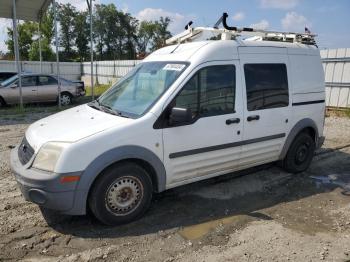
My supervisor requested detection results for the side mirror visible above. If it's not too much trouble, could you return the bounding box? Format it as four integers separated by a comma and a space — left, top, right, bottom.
10, 83, 17, 88
169, 107, 192, 126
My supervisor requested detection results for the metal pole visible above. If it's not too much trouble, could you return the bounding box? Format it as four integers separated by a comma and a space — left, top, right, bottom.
38, 22, 42, 73
53, 0, 61, 108
88, 0, 94, 100
12, 0, 23, 109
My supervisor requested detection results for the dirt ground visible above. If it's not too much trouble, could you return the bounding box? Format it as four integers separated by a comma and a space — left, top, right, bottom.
0, 112, 350, 262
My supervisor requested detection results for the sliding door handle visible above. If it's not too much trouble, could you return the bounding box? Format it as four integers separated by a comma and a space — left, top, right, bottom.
226, 118, 240, 125
247, 115, 260, 121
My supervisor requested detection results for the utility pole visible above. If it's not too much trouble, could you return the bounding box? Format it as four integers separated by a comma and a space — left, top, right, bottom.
87, 0, 94, 100
53, 0, 61, 108
38, 22, 42, 73
12, 0, 23, 109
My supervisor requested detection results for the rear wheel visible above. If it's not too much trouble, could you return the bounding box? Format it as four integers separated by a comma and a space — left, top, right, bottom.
88, 162, 153, 225
283, 132, 315, 173
60, 93, 72, 106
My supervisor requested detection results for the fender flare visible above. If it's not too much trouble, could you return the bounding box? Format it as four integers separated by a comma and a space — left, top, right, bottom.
70, 146, 166, 215
279, 118, 319, 160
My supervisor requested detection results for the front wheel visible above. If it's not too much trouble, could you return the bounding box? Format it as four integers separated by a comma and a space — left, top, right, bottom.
283, 132, 316, 173
88, 163, 153, 225
0, 97, 6, 108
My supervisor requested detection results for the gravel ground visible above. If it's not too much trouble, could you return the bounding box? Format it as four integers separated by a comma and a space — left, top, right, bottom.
0, 115, 350, 262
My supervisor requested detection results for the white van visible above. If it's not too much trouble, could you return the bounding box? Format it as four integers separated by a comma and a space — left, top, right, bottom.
11, 20, 325, 225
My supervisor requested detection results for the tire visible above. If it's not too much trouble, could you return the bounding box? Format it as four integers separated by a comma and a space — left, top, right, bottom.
0, 97, 6, 108
60, 93, 73, 106
283, 132, 316, 173
88, 162, 153, 225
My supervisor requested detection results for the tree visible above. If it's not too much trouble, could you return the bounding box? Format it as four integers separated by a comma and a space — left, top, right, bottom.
4, 2, 174, 61
74, 11, 90, 61
58, 3, 78, 60
137, 21, 157, 54
5, 22, 37, 60
93, 4, 109, 59
120, 12, 138, 59
28, 38, 55, 61
28, 8, 55, 61
151, 17, 172, 51
40, 7, 54, 43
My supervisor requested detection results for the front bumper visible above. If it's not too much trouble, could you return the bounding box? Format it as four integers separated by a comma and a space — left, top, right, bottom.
10, 146, 83, 214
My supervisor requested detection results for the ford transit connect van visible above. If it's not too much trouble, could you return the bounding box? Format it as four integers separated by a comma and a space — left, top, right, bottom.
11, 19, 325, 225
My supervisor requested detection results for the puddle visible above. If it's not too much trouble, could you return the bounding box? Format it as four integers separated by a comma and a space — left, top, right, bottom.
310, 174, 350, 194
179, 214, 249, 240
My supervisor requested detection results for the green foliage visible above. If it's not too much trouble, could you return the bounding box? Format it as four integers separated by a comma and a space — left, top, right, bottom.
74, 11, 90, 61
58, 3, 78, 60
28, 38, 55, 61
5, 6, 55, 61
6, 22, 37, 60
137, 21, 157, 54
4, 3, 173, 61
85, 84, 110, 97
151, 17, 172, 51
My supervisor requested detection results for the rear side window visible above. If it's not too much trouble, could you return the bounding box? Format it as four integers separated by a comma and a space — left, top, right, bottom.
244, 64, 289, 111
175, 65, 236, 119
38, 76, 58, 85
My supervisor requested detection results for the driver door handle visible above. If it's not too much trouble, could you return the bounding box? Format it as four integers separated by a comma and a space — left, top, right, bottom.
226, 118, 240, 125
247, 115, 260, 121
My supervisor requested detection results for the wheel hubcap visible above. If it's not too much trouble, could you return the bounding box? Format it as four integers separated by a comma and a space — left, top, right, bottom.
295, 143, 309, 164
61, 95, 70, 105
105, 176, 143, 216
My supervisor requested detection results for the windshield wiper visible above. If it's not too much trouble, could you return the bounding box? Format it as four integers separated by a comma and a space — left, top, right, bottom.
100, 104, 130, 118
88, 100, 102, 111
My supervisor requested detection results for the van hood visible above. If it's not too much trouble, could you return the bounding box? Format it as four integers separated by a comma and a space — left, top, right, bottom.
26, 104, 131, 151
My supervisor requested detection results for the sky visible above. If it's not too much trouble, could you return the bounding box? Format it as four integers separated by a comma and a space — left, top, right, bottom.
0, 0, 349, 53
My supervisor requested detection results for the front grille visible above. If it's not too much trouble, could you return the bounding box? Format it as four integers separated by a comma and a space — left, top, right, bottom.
18, 136, 35, 165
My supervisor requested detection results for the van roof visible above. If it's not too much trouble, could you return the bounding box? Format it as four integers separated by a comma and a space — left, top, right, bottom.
144, 40, 319, 63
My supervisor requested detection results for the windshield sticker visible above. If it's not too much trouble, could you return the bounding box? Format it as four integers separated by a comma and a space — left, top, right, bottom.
163, 64, 185, 71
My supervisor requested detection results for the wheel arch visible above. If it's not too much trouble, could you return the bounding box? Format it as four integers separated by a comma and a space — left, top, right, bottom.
279, 118, 319, 160
60, 91, 74, 98
71, 146, 166, 215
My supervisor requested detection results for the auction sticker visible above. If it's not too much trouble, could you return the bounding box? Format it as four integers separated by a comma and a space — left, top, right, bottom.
163, 64, 186, 71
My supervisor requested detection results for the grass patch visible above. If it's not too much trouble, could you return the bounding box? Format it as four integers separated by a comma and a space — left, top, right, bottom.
85, 84, 111, 97
0, 103, 73, 117
326, 107, 350, 118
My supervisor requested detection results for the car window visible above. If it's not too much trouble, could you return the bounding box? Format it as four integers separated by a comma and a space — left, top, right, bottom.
38, 76, 58, 85
244, 63, 289, 111
21, 76, 37, 87
174, 65, 236, 119
0, 74, 17, 87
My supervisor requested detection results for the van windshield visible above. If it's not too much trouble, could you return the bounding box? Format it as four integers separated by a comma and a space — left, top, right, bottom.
97, 61, 188, 117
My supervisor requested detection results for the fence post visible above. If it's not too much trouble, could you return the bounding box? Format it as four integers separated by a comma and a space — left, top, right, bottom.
95, 62, 99, 85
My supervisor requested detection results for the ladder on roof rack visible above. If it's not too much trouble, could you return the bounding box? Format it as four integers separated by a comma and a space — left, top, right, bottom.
166, 12, 317, 46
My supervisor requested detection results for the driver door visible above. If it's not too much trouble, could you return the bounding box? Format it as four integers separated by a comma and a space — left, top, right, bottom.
161, 61, 244, 186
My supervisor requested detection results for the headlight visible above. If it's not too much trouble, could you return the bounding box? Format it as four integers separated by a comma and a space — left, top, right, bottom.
32, 142, 70, 172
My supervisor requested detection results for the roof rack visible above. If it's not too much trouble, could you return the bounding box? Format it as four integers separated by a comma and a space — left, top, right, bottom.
166, 12, 317, 46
